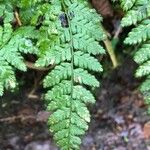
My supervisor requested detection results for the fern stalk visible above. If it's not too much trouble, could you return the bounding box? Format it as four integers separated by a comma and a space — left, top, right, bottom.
104, 37, 118, 68
62, 1, 75, 148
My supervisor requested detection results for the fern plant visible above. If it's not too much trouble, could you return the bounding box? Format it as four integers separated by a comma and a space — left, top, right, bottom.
0, 0, 106, 149
120, 0, 150, 112
34, 1, 105, 149
0, 1, 38, 96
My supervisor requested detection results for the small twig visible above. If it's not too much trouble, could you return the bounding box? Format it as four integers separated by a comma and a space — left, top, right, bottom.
14, 11, 22, 26
103, 38, 119, 68
103, 29, 119, 68
0, 111, 51, 124
0, 115, 36, 123
27, 93, 39, 99
27, 72, 44, 99
25, 61, 54, 71
113, 26, 122, 39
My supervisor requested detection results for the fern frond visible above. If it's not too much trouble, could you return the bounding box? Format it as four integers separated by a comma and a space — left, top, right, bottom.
0, 3, 14, 23
0, 58, 16, 95
136, 61, 150, 77
120, 0, 136, 11
48, 105, 90, 149
140, 76, 150, 92
0, 1, 38, 95
34, 0, 105, 149
124, 19, 150, 44
121, 0, 150, 26
0, 26, 38, 71
0, 82, 4, 96
134, 43, 150, 64
140, 76, 150, 114
17, 0, 42, 8
121, 0, 150, 112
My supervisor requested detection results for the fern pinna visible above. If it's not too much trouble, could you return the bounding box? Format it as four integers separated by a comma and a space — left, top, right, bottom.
34, 1, 105, 149
120, 0, 150, 112
0, 0, 105, 149
0, 1, 38, 95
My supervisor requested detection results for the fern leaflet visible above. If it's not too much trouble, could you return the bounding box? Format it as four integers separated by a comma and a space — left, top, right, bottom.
120, 0, 150, 113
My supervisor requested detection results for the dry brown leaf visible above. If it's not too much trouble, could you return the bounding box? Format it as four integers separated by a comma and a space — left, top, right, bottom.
91, 0, 114, 17
143, 121, 150, 139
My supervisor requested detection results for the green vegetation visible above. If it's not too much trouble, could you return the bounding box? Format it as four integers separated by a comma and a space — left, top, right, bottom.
120, 0, 150, 113
1, 0, 150, 149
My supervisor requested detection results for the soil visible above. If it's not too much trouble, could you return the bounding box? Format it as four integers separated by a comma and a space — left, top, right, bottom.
0, 57, 150, 150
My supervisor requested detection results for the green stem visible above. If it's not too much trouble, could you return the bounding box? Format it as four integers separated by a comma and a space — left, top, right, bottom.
103, 38, 118, 68
103, 30, 119, 68
62, 1, 74, 149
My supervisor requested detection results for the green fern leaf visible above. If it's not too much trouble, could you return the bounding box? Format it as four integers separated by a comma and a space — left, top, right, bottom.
44, 63, 99, 88
121, 0, 150, 112
121, 4, 150, 26
124, 19, 150, 44
136, 61, 150, 77
0, 58, 17, 92
45, 80, 95, 104
120, 0, 136, 11
74, 68, 99, 87
140, 76, 150, 92
140, 76, 150, 112
134, 43, 150, 64
34, 0, 105, 149
121, 0, 150, 26
74, 51, 103, 72
0, 1, 38, 95
0, 26, 38, 71
43, 63, 72, 87
0, 82, 4, 96
35, 44, 72, 67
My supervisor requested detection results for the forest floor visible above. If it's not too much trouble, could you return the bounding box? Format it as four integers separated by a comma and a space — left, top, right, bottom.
0, 57, 150, 150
